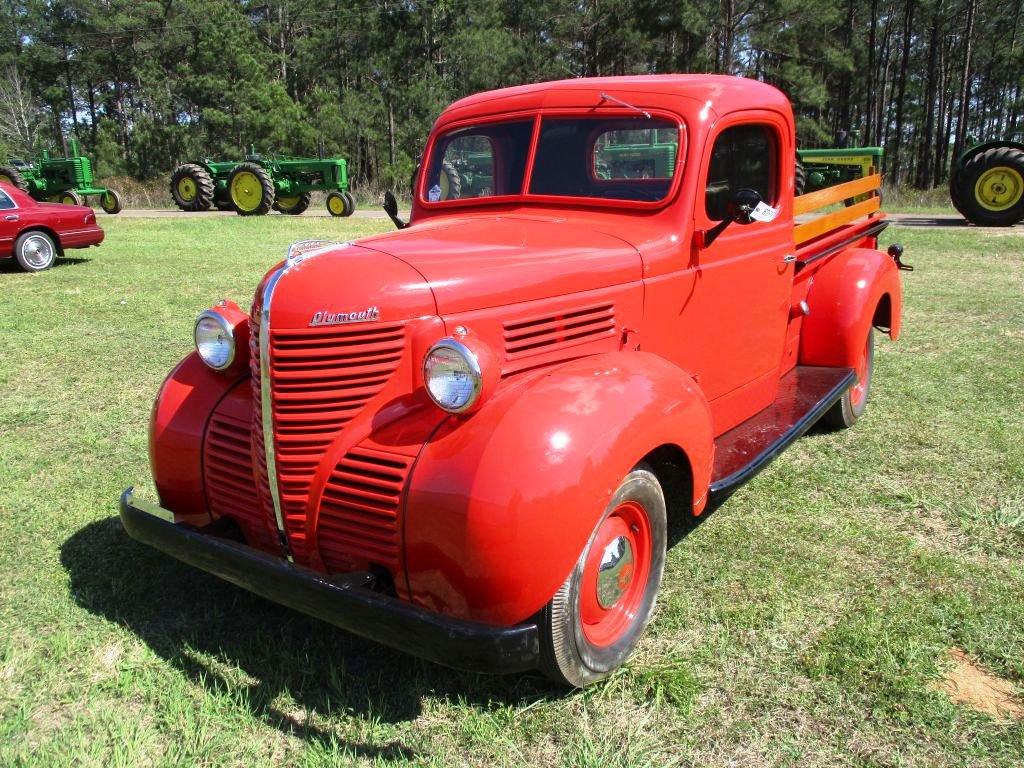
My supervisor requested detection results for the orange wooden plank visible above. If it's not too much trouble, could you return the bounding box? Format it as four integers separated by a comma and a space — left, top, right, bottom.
793, 173, 882, 215
794, 195, 882, 245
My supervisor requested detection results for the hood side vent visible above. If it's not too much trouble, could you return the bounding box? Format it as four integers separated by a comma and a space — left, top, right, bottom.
502, 303, 616, 372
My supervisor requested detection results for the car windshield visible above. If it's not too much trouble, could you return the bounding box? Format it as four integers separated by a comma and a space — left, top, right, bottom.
422, 115, 681, 205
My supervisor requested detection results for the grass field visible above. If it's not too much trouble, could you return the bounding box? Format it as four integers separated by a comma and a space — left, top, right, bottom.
1, 216, 1022, 767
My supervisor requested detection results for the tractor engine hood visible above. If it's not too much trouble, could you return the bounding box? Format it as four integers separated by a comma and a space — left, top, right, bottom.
354, 215, 644, 314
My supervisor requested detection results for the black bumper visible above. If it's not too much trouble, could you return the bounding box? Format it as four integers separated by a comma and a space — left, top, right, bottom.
119, 489, 539, 674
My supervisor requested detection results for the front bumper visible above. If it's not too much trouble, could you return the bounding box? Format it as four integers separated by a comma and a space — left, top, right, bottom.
119, 488, 540, 674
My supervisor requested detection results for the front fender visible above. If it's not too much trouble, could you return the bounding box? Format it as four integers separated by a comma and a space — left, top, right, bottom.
150, 351, 247, 524
800, 247, 903, 369
403, 352, 714, 626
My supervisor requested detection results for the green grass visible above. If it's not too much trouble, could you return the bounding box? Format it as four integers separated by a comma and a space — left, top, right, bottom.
1, 216, 1022, 766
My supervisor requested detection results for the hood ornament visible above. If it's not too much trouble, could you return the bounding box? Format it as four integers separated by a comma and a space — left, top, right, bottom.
310, 306, 380, 327
285, 239, 348, 267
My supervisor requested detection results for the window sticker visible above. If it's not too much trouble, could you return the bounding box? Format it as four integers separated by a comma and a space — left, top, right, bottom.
749, 201, 779, 222
428, 184, 442, 202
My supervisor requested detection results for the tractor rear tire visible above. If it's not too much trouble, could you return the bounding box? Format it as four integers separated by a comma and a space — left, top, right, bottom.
170, 163, 215, 212
228, 162, 274, 216
435, 161, 461, 201
954, 147, 1024, 226
60, 190, 84, 206
100, 189, 123, 215
794, 160, 806, 197
273, 192, 312, 215
0, 166, 28, 192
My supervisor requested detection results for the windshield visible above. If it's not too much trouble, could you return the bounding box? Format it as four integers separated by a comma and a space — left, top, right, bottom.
422, 115, 681, 205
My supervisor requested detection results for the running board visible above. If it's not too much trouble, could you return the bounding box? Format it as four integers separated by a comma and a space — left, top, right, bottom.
707, 365, 856, 507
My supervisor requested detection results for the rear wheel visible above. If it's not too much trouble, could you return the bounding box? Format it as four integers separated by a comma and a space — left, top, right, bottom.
228, 162, 274, 216
273, 192, 311, 215
794, 160, 806, 197
14, 230, 58, 272
538, 464, 667, 687
170, 163, 215, 211
60, 190, 83, 206
955, 147, 1024, 226
821, 329, 875, 430
0, 166, 28, 191
99, 189, 123, 214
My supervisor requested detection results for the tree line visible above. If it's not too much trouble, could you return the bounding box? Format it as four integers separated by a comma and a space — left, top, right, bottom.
0, 0, 1020, 192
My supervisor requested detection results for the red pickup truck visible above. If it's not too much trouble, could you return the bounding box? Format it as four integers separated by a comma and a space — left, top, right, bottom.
120, 75, 906, 687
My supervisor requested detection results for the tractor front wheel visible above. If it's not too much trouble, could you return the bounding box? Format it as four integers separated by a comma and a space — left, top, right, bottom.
228, 162, 274, 216
326, 191, 353, 217
954, 147, 1024, 226
0, 166, 28, 192
342, 191, 356, 216
273, 192, 311, 215
100, 189, 123, 215
60, 190, 84, 206
170, 163, 215, 212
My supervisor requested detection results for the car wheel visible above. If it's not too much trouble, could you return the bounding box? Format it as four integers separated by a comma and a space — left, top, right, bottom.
538, 463, 667, 687
14, 230, 58, 272
821, 328, 875, 430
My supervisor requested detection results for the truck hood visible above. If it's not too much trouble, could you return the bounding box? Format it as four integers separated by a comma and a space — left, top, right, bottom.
355, 215, 643, 314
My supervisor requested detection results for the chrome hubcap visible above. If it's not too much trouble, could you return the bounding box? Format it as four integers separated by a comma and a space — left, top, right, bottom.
23, 235, 53, 268
596, 535, 634, 609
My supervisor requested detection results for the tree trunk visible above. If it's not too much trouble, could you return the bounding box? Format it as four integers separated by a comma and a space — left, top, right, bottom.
953, 0, 978, 160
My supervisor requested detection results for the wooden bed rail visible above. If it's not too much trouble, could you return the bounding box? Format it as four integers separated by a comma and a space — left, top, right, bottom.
793, 173, 882, 245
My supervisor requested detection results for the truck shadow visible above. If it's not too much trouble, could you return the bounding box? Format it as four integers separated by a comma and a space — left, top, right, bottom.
60, 517, 564, 753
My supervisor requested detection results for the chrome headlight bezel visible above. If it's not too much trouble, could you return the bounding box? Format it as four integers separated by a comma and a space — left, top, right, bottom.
194, 309, 236, 371
423, 337, 484, 414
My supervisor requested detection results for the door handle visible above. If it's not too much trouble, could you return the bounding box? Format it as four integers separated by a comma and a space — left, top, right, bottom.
4, 215, 18, 221
782, 254, 796, 264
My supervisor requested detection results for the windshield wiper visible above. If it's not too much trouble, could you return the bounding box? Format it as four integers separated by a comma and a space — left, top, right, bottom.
599, 92, 651, 119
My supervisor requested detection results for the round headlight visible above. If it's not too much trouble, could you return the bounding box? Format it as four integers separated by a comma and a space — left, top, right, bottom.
195, 310, 235, 370
424, 339, 482, 413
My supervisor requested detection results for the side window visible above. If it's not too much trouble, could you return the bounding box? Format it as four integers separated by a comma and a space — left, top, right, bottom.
704, 124, 777, 221
0, 190, 14, 210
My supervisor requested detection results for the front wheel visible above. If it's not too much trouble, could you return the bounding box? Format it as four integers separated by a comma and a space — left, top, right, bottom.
538, 464, 667, 687
821, 328, 875, 430
60, 190, 83, 206
100, 188, 123, 214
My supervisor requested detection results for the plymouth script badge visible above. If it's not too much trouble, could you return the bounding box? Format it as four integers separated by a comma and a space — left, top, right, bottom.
309, 306, 380, 327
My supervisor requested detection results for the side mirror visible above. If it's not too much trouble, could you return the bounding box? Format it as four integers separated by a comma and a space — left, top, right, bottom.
382, 190, 407, 230
727, 188, 762, 225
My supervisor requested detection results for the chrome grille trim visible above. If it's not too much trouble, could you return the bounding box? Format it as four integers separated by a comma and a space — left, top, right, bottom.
259, 266, 292, 561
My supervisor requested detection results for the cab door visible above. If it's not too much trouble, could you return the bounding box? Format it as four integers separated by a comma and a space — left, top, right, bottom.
683, 112, 795, 432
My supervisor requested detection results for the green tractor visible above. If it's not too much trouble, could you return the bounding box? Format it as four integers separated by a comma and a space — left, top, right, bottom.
949, 140, 1024, 226
0, 139, 123, 213
595, 139, 678, 180
795, 146, 884, 197
170, 148, 356, 216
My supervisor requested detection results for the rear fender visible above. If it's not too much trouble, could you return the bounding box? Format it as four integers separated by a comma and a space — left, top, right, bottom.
800, 247, 902, 369
404, 352, 713, 626
150, 352, 247, 525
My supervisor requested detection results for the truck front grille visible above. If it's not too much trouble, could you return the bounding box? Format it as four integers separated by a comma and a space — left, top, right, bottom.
317, 447, 412, 572
250, 316, 406, 567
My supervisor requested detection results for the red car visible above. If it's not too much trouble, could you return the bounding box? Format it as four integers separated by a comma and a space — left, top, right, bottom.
120, 75, 907, 686
0, 183, 104, 271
